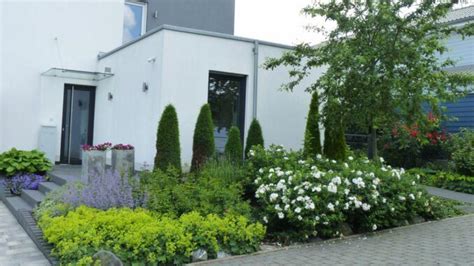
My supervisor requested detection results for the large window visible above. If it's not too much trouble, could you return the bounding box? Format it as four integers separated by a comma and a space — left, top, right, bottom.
208, 72, 247, 153
123, 1, 147, 43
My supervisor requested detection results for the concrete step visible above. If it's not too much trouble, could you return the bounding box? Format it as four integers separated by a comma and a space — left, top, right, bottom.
21, 189, 45, 208
38, 181, 61, 194
50, 172, 72, 186
3, 195, 33, 212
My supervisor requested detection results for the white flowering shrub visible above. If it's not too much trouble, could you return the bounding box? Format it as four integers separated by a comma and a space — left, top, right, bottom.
248, 145, 450, 241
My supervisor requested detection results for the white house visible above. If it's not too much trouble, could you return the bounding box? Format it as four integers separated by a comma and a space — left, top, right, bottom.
0, 0, 322, 169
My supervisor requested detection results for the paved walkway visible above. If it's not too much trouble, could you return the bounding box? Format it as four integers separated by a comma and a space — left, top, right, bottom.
424, 185, 474, 204
201, 214, 474, 265
0, 202, 49, 266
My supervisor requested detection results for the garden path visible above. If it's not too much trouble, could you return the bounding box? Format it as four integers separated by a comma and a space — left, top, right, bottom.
0, 202, 50, 266
199, 214, 474, 265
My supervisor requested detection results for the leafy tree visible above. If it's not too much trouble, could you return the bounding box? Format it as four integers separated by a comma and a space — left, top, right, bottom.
304, 92, 322, 158
265, 0, 474, 158
154, 104, 181, 172
225, 126, 243, 163
245, 119, 264, 158
191, 104, 215, 171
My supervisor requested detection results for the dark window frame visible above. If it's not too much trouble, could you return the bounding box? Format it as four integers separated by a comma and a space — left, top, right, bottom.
208, 71, 247, 150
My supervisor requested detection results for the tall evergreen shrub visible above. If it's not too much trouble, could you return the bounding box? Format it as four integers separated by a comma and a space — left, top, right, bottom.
225, 126, 243, 163
323, 118, 347, 161
191, 104, 215, 171
245, 119, 264, 158
303, 92, 322, 158
154, 104, 181, 171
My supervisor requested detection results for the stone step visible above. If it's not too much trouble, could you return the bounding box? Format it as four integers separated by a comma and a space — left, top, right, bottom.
38, 181, 61, 194
3, 195, 33, 212
49, 172, 77, 186
21, 189, 45, 208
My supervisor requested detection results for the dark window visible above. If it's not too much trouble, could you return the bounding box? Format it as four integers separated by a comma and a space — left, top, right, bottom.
208, 72, 246, 153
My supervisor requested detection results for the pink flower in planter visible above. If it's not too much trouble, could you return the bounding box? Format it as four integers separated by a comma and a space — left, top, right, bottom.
112, 144, 134, 150
82, 142, 112, 151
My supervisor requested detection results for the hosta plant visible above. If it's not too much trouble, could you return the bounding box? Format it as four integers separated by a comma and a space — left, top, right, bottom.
0, 148, 52, 176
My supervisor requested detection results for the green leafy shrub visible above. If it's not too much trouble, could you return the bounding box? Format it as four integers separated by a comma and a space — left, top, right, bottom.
247, 145, 459, 242
225, 126, 243, 163
245, 119, 264, 158
191, 104, 215, 171
141, 162, 251, 217
39, 206, 265, 264
154, 104, 181, 172
449, 128, 474, 176
410, 168, 474, 194
323, 119, 347, 161
0, 148, 52, 176
304, 92, 322, 158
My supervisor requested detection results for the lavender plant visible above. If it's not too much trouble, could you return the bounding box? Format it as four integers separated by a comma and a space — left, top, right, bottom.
63, 170, 145, 210
2, 174, 45, 195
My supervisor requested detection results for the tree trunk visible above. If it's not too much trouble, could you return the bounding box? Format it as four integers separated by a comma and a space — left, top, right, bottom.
367, 125, 378, 159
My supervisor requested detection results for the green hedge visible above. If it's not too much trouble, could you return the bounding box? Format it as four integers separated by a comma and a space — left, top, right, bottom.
155, 104, 181, 172
245, 119, 264, 158
225, 126, 243, 163
191, 104, 215, 171
304, 92, 322, 158
39, 206, 265, 265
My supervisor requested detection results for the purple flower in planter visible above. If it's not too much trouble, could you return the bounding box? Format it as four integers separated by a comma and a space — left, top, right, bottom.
3, 174, 45, 195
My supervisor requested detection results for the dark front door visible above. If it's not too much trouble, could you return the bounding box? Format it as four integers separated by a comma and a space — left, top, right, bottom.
60, 84, 96, 164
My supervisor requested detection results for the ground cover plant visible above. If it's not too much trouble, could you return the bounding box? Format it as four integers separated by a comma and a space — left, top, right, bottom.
410, 168, 474, 195
2, 173, 45, 195
38, 206, 265, 265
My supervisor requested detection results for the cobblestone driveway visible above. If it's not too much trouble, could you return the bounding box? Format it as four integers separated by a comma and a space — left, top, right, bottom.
202, 214, 474, 265
0, 202, 49, 266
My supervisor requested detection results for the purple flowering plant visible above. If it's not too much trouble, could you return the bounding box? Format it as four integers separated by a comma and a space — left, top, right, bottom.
62, 170, 146, 210
112, 144, 134, 150
2, 174, 45, 195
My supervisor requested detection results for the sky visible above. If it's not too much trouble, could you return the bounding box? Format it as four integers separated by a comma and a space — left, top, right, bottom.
234, 0, 328, 46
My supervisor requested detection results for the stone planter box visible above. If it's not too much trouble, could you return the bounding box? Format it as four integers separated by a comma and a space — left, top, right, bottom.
82, 150, 107, 183
112, 149, 135, 176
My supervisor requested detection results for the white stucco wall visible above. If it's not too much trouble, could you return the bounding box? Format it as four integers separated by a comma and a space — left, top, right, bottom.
96, 29, 323, 167
96, 32, 164, 169
159, 30, 324, 165
0, 0, 124, 158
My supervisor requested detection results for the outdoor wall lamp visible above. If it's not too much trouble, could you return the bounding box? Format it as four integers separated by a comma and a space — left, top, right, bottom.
108, 92, 113, 101
142, 82, 149, 92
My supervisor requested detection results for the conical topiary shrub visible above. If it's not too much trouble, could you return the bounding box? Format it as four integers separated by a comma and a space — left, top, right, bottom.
154, 104, 181, 172
245, 119, 264, 158
225, 126, 243, 163
191, 104, 215, 171
323, 118, 347, 161
304, 92, 322, 158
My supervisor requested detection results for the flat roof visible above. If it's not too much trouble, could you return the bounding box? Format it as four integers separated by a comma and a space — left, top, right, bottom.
98, 24, 296, 60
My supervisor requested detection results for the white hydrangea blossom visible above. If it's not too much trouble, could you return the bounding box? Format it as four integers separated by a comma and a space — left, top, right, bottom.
269, 193, 279, 202
327, 202, 335, 212
327, 182, 338, 193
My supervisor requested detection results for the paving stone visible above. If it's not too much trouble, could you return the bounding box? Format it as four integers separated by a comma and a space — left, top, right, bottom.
0, 202, 50, 265
199, 214, 474, 265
